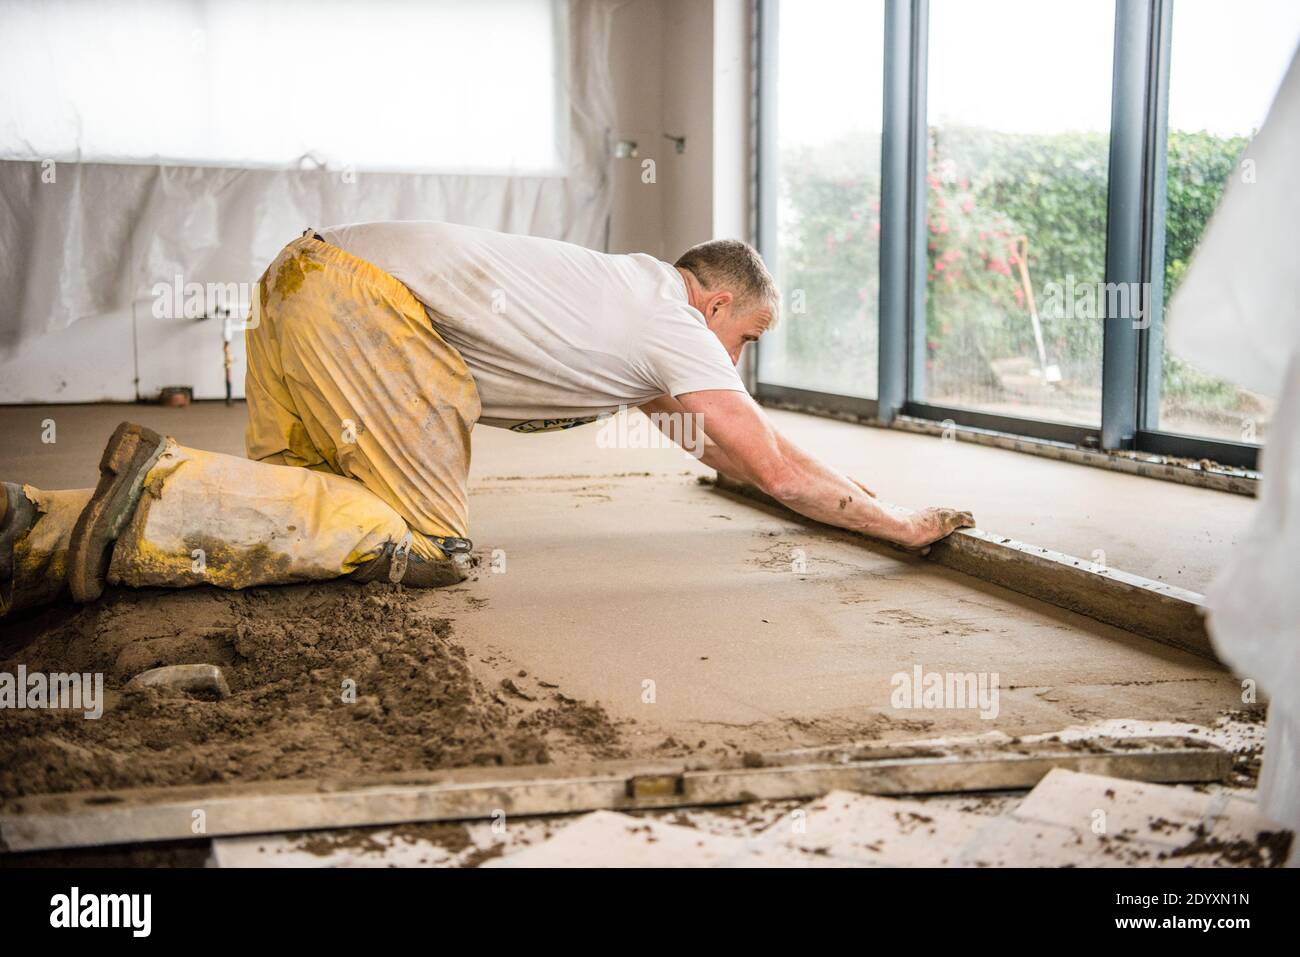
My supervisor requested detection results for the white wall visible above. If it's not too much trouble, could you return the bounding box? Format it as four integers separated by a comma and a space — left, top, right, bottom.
0, 306, 138, 403
0, 299, 247, 404
607, 0, 667, 256
712, 0, 751, 243
608, 0, 750, 259
660, 0, 716, 257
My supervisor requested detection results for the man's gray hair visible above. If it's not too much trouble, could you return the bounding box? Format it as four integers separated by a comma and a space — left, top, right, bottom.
674, 239, 781, 328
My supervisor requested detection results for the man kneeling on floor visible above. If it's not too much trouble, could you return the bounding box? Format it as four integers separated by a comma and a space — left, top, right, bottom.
1, 223, 974, 616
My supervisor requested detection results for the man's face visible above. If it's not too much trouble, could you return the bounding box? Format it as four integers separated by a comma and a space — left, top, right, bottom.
699, 292, 774, 365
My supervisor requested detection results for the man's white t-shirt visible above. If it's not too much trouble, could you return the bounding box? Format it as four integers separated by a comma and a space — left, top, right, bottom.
319, 221, 747, 431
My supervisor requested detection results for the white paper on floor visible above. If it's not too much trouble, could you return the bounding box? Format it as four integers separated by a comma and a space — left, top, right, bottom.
481, 810, 826, 868
209, 818, 557, 868
960, 769, 1289, 868
482, 792, 1002, 867
483, 771, 1290, 868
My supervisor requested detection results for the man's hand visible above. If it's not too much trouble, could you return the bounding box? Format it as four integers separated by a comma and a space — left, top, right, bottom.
667, 389, 974, 549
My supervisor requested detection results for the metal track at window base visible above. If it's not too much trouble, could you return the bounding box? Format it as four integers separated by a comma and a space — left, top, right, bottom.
894, 417, 1258, 495
754, 383, 879, 421
904, 401, 1101, 448
758, 386, 1260, 477
0, 736, 1229, 853
1134, 429, 1259, 472
753, 387, 1258, 497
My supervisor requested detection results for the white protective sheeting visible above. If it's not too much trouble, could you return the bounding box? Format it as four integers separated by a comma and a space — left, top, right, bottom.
1165, 46, 1300, 853
0, 0, 569, 174
0, 0, 615, 355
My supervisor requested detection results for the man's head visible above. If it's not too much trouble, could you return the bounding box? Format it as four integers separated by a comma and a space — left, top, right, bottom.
674, 240, 780, 365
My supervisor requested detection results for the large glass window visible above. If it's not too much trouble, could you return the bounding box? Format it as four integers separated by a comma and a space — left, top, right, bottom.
921, 0, 1115, 425
1155, 0, 1300, 444
757, 0, 885, 399
755, 0, 1288, 468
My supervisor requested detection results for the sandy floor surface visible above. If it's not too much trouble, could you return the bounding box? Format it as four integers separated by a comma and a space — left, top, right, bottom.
0, 403, 1251, 803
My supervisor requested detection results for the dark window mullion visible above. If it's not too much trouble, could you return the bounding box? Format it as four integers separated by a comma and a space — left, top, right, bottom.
1101, 0, 1157, 451
905, 0, 929, 408
751, 0, 779, 394
1137, 0, 1173, 431
878, 0, 917, 423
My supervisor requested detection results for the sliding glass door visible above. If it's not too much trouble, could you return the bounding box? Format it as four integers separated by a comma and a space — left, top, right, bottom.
921, 0, 1114, 427
1149, 0, 1300, 445
756, 0, 886, 401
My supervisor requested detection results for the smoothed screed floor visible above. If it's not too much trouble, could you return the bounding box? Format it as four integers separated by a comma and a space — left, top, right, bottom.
0, 402, 1246, 791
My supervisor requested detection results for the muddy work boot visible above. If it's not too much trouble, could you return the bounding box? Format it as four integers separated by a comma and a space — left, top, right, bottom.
0, 482, 36, 584
1, 482, 39, 615
68, 421, 168, 604
349, 534, 473, 588
1, 481, 93, 617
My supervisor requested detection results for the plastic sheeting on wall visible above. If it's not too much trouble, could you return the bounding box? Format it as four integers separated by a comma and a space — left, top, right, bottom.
0, 0, 569, 174
0, 0, 616, 356
1166, 46, 1300, 852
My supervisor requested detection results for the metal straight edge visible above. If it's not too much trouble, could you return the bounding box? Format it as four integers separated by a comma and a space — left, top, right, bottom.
709, 472, 1218, 663
0, 738, 1228, 853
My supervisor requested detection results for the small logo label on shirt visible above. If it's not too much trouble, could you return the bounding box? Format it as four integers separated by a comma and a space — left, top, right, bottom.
509, 417, 599, 434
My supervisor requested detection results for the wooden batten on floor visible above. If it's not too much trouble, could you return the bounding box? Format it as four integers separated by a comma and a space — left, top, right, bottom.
0, 737, 1229, 853
709, 473, 1218, 663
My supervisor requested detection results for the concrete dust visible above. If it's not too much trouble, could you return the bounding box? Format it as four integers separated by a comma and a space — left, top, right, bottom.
0, 582, 623, 799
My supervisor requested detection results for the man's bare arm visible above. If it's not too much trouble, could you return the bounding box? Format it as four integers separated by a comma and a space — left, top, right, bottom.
668, 389, 973, 549
642, 394, 880, 501
638, 395, 755, 483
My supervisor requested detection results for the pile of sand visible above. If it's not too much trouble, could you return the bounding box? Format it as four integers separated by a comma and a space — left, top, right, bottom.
0, 582, 622, 798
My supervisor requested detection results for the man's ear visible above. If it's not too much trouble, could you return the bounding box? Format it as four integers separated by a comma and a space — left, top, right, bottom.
707, 289, 733, 317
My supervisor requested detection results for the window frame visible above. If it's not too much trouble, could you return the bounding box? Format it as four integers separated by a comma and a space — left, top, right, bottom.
753, 0, 1262, 472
